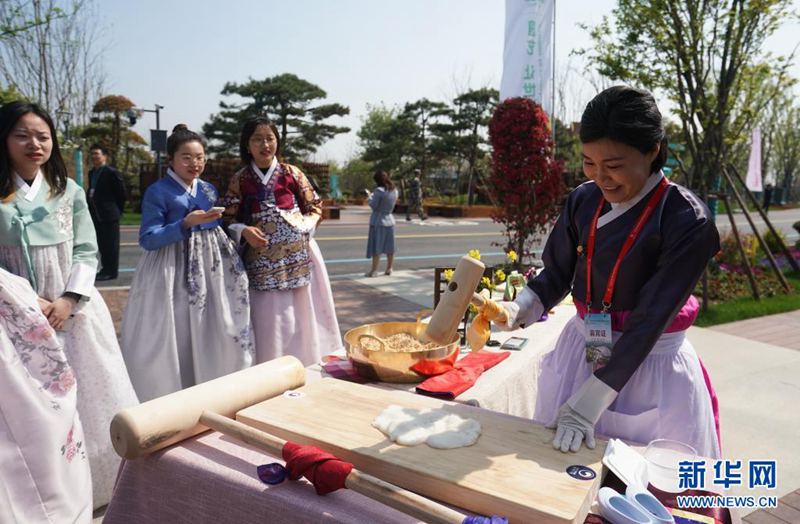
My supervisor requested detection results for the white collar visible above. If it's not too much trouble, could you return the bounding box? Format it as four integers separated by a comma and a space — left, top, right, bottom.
251, 157, 278, 186
598, 171, 666, 229
14, 170, 44, 201
167, 168, 198, 197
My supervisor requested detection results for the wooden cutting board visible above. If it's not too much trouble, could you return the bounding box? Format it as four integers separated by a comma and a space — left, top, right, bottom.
237, 379, 606, 523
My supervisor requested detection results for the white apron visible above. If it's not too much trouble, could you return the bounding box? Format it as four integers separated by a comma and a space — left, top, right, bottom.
534, 315, 720, 459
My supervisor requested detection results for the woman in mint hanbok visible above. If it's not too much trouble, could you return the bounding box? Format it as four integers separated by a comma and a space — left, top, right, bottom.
0, 101, 139, 508
121, 125, 252, 402
0, 268, 92, 523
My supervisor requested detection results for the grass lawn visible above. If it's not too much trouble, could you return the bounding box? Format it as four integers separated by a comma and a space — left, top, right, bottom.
695, 271, 800, 326
120, 210, 141, 226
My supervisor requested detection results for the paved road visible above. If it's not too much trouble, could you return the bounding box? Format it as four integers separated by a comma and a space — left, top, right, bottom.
107, 207, 512, 288
98, 205, 800, 289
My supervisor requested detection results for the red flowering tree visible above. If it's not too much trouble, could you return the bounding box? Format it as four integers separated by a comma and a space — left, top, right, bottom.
488, 97, 564, 264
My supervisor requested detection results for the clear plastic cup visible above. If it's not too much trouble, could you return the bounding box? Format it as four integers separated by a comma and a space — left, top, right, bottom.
643, 439, 698, 493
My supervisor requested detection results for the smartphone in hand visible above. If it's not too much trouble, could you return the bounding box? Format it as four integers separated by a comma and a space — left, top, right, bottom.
209, 206, 225, 213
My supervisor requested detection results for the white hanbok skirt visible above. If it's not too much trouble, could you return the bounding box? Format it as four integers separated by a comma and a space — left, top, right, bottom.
0, 269, 93, 523
251, 238, 343, 365
534, 315, 720, 459
0, 243, 140, 508
121, 228, 253, 402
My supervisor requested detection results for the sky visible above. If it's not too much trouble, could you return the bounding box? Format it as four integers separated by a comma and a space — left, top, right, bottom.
99, 0, 800, 164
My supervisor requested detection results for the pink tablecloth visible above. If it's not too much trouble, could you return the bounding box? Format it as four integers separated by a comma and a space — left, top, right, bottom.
103, 431, 421, 524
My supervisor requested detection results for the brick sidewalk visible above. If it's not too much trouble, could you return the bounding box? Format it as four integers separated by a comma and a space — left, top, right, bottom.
742, 489, 800, 523
709, 310, 800, 351
99, 280, 425, 340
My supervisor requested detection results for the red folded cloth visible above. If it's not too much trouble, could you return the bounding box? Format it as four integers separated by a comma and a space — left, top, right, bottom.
416, 350, 510, 399
409, 347, 459, 376
282, 441, 354, 495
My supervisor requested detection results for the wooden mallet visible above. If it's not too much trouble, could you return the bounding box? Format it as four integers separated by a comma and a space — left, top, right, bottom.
110, 356, 479, 524
425, 256, 508, 350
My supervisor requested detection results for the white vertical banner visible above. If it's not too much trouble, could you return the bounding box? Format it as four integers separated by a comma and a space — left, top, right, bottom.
745, 127, 763, 192
500, 0, 555, 116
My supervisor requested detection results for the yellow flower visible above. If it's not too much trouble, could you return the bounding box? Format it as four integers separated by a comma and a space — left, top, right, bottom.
468, 249, 481, 261
506, 250, 518, 263
495, 269, 506, 282
468, 303, 478, 315
443, 269, 454, 282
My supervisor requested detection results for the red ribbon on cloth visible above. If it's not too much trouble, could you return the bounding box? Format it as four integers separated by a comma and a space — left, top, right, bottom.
282, 441, 354, 495
415, 350, 510, 399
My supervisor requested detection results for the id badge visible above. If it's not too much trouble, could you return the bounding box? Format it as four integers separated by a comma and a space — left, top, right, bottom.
585, 312, 613, 371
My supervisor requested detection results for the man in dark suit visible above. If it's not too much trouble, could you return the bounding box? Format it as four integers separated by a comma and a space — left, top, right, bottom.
87, 144, 127, 281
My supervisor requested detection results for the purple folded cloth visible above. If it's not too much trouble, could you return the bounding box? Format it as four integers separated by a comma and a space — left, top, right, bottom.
321, 355, 371, 383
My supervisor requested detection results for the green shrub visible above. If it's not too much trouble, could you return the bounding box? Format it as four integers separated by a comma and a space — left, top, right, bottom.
762, 228, 788, 256
715, 232, 759, 268
696, 269, 785, 302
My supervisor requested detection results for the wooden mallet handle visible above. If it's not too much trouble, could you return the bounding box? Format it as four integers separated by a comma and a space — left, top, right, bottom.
200, 411, 467, 524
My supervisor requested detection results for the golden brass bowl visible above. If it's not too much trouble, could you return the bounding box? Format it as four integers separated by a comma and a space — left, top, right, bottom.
343, 321, 460, 383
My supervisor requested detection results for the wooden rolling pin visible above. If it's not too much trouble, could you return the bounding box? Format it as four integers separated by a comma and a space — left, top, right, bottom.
110, 356, 474, 524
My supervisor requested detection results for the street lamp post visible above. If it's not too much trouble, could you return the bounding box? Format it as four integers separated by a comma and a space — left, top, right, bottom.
56, 110, 84, 188
127, 104, 166, 177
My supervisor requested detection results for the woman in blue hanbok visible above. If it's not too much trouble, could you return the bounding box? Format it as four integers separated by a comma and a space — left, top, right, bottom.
0, 101, 139, 508
121, 125, 252, 403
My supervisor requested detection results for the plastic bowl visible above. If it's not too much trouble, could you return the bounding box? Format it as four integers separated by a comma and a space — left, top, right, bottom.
643, 439, 697, 493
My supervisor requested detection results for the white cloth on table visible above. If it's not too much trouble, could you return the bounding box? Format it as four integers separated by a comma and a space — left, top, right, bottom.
0, 242, 140, 508
0, 269, 92, 523
251, 238, 343, 365
121, 228, 253, 402
533, 314, 720, 459
306, 304, 576, 420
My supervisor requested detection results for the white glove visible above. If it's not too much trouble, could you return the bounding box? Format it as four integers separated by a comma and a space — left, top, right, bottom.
550, 404, 596, 452
496, 287, 545, 331
549, 374, 617, 453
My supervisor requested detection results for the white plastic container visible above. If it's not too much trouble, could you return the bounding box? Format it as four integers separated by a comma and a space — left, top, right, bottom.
643, 439, 698, 493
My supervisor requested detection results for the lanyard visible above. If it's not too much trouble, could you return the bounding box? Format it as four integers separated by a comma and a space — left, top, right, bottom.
585, 177, 669, 311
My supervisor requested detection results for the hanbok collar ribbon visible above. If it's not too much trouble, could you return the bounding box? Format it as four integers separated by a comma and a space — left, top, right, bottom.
10, 204, 49, 292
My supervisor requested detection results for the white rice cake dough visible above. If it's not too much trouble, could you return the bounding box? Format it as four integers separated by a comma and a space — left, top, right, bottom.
372, 404, 481, 449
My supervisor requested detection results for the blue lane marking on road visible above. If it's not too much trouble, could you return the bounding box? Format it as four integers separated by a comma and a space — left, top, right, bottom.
322, 252, 508, 264
117, 251, 532, 273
